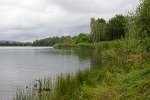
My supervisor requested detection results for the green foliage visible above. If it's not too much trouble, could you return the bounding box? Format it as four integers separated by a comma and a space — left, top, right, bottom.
79, 82, 93, 99
32, 36, 72, 46
32, 33, 92, 47
0, 41, 32, 46
90, 17, 106, 42
74, 33, 91, 44
125, 0, 150, 52
105, 14, 126, 40
90, 14, 126, 42
137, 0, 150, 36
101, 48, 119, 60
118, 38, 143, 56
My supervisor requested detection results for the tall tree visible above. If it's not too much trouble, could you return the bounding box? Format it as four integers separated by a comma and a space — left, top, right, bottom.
106, 14, 126, 40
131, 0, 150, 51
74, 33, 90, 44
90, 18, 106, 42
137, 0, 150, 36
90, 17, 97, 43
97, 18, 106, 42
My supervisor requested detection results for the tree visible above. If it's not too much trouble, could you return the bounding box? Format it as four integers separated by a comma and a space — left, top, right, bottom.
127, 0, 150, 51
103, 23, 112, 40
90, 17, 97, 42
60, 36, 72, 43
74, 33, 90, 44
105, 14, 126, 40
90, 18, 106, 42
97, 18, 106, 42
138, 0, 150, 36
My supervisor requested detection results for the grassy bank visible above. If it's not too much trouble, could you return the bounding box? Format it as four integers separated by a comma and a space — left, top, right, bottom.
15, 58, 150, 100
14, 39, 150, 100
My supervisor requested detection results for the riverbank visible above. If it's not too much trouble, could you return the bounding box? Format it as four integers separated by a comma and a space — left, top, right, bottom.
14, 40, 150, 100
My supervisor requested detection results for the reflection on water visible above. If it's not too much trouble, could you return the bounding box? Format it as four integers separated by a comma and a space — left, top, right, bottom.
0, 47, 102, 99
74, 50, 103, 69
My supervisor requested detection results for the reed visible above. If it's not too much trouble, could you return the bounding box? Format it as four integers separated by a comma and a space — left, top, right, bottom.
53, 43, 95, 50
53, 40, 120, 51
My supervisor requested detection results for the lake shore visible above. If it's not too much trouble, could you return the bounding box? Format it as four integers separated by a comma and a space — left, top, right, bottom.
14, 40, 150, 100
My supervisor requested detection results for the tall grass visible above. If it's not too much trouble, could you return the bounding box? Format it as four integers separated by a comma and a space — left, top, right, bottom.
14, 69, 101, 100
14, 55, 150, 100
15, 39, 150, 99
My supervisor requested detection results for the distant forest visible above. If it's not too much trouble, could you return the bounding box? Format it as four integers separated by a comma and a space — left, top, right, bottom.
0, 14, 126, 46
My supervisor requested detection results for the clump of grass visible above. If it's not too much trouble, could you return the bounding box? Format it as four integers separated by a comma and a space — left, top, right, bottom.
51, 69, 100, 100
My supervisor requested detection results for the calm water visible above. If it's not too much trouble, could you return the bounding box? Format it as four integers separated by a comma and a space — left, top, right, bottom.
0, 47, 94, 99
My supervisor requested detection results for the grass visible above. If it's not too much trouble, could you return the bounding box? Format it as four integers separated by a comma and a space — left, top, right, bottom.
14, 39, 150, 100
14, 58, 150, 100
117, 67, 150, 100
14, 71, 148, 100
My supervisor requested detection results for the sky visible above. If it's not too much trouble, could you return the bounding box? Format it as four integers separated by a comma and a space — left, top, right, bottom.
0, 0, 140, 42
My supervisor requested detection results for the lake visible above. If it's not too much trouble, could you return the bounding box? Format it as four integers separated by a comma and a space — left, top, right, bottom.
0, 47, 96, 99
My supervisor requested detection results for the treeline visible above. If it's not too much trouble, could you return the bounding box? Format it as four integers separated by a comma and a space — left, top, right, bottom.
31, 14, 127, 46
0, 14, 127, 46
0, 36, 72, 46
0, 41, 32, 46
32, 36, 72, 46
90, 14, 126, 42
32, 14, 126, 46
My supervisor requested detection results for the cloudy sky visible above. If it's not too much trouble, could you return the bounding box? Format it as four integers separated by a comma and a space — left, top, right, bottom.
0, 0, 139, 42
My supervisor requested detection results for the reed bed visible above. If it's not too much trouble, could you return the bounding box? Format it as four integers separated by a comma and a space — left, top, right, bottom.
53, 40, 120, 51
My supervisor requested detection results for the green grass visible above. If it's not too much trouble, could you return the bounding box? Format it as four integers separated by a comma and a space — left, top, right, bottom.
14, 39, 150, 100
117, 67, 150, 100
14, 58, 150, 100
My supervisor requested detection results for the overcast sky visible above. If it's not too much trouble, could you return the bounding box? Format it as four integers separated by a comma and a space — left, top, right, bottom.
0, 0, 139, 42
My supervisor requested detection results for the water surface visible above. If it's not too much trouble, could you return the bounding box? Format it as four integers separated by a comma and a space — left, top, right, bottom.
0, 47, 92, 99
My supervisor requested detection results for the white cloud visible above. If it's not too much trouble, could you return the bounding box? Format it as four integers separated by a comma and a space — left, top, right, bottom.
0, 0, 140, 42
63, 33, 70, 36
